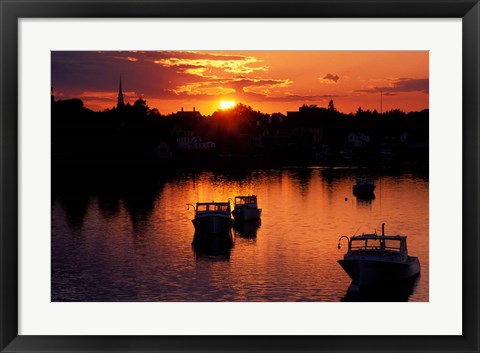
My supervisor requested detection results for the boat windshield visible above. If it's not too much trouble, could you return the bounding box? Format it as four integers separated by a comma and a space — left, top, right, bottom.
197, 203, 230, 213
197, 204, 208, 212
235, 197, 256, 205
350, 238, 403, 252
215, 204, 230, 212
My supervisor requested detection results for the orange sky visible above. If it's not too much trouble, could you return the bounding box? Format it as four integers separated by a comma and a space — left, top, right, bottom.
52, 51, 429, 115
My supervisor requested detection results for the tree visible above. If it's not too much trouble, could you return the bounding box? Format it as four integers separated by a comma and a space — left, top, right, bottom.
133, 98, 149, 115
327, 100, 337, 113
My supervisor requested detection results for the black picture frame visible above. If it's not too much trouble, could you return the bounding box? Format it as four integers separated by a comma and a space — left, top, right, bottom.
1, 1, 478, 352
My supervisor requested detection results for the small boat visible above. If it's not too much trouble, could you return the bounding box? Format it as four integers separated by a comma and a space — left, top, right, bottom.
189, 201, 234, 234
353, 178, 375, 199
232, 195, 262, 221
337, 223, 420, 287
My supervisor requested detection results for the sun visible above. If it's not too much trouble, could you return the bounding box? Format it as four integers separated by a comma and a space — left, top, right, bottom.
219, 100, 236, 110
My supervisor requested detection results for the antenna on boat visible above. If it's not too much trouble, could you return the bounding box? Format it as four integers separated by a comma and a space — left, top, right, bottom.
382, 223, 385, 236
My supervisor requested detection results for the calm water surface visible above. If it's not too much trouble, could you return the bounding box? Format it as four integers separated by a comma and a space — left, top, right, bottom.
52, 167, 429, 301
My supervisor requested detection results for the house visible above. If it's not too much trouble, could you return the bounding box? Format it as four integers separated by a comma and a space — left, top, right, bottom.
176, 107, 202, 119
175, 132, 216, 151
348, 132, 370, 148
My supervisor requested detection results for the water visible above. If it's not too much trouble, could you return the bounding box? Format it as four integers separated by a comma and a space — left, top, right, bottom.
51, 167, 429, 302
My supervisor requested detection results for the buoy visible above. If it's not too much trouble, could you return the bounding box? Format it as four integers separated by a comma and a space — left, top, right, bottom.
345, 197, 348, 202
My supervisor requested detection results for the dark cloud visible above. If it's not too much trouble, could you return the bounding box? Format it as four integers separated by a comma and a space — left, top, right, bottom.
355, 78, 428, 94
51, 51, 270, 101
321, 73, 340, 83
100, 51, 253, 63
78, 95, 116, 103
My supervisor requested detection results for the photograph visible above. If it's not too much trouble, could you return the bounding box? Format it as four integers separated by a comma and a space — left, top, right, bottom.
51, 50, 429, 302
2, 0, 478, 350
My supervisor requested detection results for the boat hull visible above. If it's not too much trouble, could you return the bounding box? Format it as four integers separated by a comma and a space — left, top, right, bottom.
192, 215, 234, 234
232, 205, 262, 221
338, 256, 420, 286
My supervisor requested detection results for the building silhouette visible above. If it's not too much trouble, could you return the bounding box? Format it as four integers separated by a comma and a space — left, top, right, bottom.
117, 76, 124, 109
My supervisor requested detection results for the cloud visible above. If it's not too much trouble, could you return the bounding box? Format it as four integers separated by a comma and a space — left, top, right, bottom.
51, 51, 346, 110
320, 73, 340, 84
153, 52, 269, 78
169, 82, 236, 96
78, 91, 138, 103
112, 56, 138, 62
170, 77, 293, 97
246, 94, 343, 103
355, 78, 429, 94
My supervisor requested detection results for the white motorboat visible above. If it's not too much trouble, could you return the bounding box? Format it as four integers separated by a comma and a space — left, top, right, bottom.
232, 195, 262, 221
337, 223, 420, 286
189, 201, 234, 234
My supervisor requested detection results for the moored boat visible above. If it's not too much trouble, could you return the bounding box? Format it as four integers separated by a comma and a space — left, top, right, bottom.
337, 223, 420, 287
189, 201, 234, 234
232, 195, 262, 221
352, 178, 375, 199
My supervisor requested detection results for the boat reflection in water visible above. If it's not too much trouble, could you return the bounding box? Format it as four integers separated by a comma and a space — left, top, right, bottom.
341, 274, 420, 302
356, 197, 373, 207
191, 230, 234, 260
233, 219, 262, 239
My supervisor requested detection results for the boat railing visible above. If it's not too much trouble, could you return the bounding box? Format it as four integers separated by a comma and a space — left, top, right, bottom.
188, 202, 232, 216
350, 238, 402, 252
195, 203, 231, 215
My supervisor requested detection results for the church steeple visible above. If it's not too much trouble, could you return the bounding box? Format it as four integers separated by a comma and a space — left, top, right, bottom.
117, 75, 124, 109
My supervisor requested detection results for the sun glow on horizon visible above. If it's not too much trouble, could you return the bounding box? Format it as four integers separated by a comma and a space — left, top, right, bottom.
219, 100, 236, 110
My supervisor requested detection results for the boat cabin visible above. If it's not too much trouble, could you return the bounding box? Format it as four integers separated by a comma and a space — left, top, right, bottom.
355, 177, 374, 185
234, 195, 258, 207
195, 202, 231, 217
345, 235, 408, 256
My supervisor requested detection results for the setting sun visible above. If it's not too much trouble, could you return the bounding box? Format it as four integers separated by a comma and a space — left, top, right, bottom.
219, 100, 236, 110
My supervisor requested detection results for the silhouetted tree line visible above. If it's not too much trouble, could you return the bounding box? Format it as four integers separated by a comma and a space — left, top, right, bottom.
52, 97, 428, 171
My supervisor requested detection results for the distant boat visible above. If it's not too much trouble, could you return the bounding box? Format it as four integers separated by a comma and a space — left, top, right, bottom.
337, 223, 420, 287
232, 195, 262, 221
352, 178, 375, 199
189, 201, 234, 234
